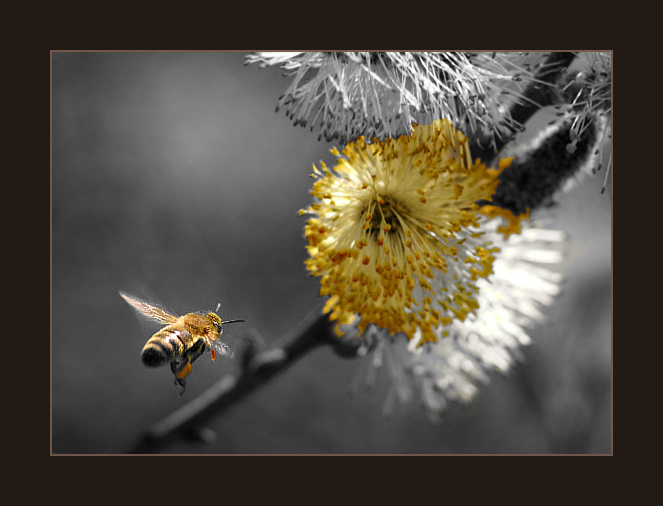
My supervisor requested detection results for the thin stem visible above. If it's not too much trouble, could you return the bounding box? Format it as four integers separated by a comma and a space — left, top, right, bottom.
124, 306, 342, 454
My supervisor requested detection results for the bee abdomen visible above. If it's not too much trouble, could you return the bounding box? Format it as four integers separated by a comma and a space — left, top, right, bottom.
141, 328, 188, 367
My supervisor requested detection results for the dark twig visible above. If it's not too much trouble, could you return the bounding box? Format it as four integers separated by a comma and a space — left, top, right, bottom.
470, 52, 578, 165
125, 306, 343, 454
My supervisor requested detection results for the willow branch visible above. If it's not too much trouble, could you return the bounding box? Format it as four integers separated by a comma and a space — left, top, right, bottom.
469, 51, 578, 164
124, 306, 357, 454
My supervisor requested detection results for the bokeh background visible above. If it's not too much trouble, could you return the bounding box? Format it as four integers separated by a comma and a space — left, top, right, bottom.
52, 52, 611, 454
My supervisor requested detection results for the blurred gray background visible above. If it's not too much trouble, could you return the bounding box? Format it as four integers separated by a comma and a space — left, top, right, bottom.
52, 52, 611, 454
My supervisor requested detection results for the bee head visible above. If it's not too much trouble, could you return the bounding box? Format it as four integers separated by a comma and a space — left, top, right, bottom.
207, 312, 223, 333
206, 312, 245, 333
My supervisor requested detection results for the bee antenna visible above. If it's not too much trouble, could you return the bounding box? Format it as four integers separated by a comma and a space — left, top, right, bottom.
221, 319, 245, 325
215, 302, 221, 313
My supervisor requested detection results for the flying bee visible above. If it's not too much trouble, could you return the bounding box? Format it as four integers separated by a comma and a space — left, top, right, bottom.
119, 292, 245, 393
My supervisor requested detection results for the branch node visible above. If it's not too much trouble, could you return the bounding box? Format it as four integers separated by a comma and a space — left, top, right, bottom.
248, 348, 288, 375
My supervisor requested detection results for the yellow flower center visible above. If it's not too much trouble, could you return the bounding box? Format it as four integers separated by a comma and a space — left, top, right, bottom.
301, 119, 520, 343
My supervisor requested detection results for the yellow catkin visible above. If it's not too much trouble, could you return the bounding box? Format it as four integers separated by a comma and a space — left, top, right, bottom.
302, 119, 524, 344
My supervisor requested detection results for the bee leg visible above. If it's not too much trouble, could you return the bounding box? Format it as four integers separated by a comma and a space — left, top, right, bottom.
175, 375, 187, 396
177, 360, 192, 379
189, 338, 208, 361
170, 358, 192, 395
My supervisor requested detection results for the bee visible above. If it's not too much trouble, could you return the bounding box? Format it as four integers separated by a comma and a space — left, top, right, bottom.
119, 292, 245, 393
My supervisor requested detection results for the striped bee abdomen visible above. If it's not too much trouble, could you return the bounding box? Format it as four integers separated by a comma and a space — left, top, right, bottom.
141, 327, 191, 367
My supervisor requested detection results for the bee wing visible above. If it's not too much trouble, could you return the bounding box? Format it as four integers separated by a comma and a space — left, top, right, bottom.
119, 292, 179, 324
211, 339, 236, 360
